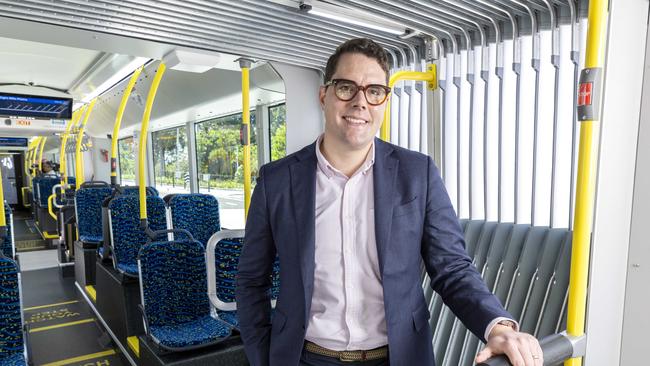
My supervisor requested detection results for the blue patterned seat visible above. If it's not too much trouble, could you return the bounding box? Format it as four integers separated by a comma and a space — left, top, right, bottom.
122, 186, 159, 197
213, 236, 280, 329
168, 194, 220, 248
75, 187, 113, 244
0, 256, 26, 366
109, 195, 166, 276
138, 239, 232, 351
35, 177, 60, 207
1, 204, 14, 259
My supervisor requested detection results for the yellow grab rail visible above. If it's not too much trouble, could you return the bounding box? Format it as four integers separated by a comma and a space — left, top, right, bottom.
138, 63, 166, 221
380, 66, 438, 141
42, 231, 59, 239
111, 67, 143, 186
240, 59, 252, 219
75, 101, 96, 189
30, 137, 41, 177
21, 187, 31, 208
61, 110, 82, 187
565, 0, 609, 365
38, 136, 47, 173
47, 194, 57, 220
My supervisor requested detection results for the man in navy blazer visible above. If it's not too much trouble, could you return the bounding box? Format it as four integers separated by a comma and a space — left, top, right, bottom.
236, 38, 542, 366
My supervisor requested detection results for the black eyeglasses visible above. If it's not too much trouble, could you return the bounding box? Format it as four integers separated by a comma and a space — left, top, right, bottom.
324, 79, 391, 106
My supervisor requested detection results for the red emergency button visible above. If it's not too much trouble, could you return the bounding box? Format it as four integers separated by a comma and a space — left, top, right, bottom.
578, 82, 593, 106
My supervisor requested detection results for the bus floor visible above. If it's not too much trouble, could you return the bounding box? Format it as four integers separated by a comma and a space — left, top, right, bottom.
22, 267, 126, 366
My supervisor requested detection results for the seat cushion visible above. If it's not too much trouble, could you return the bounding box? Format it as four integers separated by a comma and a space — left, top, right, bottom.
216, 310, 239, 329
79, 234, 103, 243
149, 315, 232, 350
0, 352, 26, 366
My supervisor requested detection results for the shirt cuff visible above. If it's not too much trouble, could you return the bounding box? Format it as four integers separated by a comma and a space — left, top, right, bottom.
484, 317, 520, 341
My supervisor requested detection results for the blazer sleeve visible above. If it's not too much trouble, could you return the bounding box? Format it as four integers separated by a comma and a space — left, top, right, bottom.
420, 157, 512, 343
236, 165, 276, 366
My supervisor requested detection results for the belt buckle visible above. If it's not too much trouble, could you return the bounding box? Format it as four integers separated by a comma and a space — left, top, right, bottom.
339, 350, 364, 362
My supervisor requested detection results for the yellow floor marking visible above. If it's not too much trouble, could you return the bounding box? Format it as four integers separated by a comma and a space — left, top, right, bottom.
29, 318, 95, 333
85, 285, 97, 302
40, 349, 117, 366
127, 336, 140, 358
24, 300, 79, 311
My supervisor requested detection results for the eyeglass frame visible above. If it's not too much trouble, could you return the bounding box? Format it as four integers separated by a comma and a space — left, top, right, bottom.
323, 79, 392, 106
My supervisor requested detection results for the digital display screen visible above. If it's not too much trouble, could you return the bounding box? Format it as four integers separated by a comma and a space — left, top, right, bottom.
0, 137, 28, 147
0, 92, 73, 119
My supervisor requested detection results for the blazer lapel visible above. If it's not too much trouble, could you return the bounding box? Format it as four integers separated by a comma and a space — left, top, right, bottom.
373, 139, 398, 276
289, 143, 317, 323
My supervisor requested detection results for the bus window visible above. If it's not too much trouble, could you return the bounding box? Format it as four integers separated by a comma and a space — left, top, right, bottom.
195, 111, 257, 229
269, 103, 286, 161
118, 137, 136, 186
151, 126, 189, 196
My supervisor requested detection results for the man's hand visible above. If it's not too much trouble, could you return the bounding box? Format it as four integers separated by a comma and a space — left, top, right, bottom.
475, 324, 543, 366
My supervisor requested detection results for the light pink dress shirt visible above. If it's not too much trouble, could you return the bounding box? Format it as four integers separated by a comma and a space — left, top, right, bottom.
304, 136, 517, 351
305, 135, 388, 351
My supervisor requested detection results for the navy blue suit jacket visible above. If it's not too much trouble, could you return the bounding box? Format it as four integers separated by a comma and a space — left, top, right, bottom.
235, 138, 511, 366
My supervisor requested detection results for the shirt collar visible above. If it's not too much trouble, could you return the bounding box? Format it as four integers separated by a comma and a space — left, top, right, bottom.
315, 134, 375, 179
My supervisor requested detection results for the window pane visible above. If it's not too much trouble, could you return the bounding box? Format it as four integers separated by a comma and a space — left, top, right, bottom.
118, 137, 136, 186
195, 111, 257, 229
151, 126, 189, 196
269, 103, 287, 161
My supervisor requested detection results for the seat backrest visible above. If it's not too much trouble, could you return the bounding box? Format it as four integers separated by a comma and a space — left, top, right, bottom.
109, 195, 166, 276
36, 177, 60, 207
214, 237, 280, 304
122, 186, 159, 197
75, 187, 113, 241
0, 204, 13, 259
0, 256, 24, 361
168, 194, 220, 248
139, 239, 211, 327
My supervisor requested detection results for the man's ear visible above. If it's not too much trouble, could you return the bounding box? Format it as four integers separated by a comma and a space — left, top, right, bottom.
319, 86, 327, 109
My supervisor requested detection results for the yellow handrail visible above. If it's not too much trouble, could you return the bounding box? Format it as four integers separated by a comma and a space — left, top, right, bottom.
380, 66, 438, 141
240, 60, 252, 219
47, 194, 57, 220
21, 187, 30, 208
38, 136, 47, 173
61, 110, 82, 187
75, 101, 96, 189
138, 63, 166, 221
42, 231, 59, 239
565, 0, 608, 365
30, 137, 41, 178
111, 67, 143, 186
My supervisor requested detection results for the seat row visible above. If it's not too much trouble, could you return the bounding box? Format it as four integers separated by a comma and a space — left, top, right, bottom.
74, 185, 279, 352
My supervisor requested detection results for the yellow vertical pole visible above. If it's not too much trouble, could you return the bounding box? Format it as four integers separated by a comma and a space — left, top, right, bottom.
31, 137, 41, 177
61, 110, 82, 187
565, 0, 608, 365
380, 68, 437, 141
111, 67, 143, 186
38, 136, 48, 173
239, 59, 252, 219
138, 63, 166, 222
75, 101, 96, 189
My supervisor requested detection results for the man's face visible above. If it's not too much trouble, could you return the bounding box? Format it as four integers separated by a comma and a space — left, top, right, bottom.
319, 53, 388, 152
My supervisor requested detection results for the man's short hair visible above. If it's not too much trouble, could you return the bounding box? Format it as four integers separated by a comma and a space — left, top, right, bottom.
324, 38, 390, 85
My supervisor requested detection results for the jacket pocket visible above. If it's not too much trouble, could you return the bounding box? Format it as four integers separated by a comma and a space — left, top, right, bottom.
412, 302, 431, 333
393, 197, 418, 218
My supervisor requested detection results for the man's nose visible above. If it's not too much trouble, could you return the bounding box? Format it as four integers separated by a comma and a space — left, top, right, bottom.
351, 88, 368, 109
